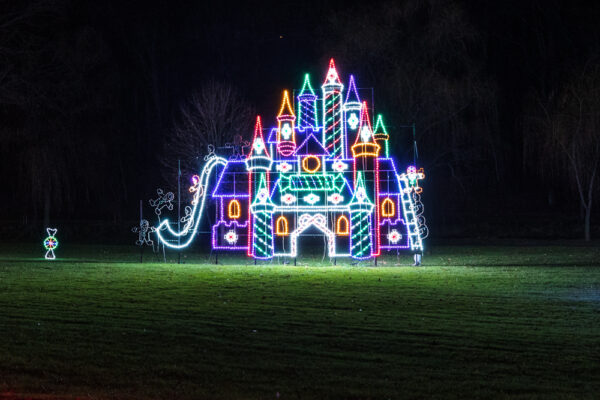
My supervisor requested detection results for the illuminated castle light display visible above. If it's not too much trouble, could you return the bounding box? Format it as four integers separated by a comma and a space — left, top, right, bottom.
157, 59, 427, 261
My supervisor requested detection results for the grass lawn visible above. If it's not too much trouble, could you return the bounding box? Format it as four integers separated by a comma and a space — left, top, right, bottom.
0, 243, 599, 399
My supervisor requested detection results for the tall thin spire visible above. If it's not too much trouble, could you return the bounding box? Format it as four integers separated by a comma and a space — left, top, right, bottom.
344, 75, 360, 106
276, 90, 297, 157
322, 58, 345, 158
298, 74, 318, 131
373, 114, 390, 158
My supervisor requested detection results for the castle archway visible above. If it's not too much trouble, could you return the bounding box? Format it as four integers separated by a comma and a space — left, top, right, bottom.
290, 213, 336, 258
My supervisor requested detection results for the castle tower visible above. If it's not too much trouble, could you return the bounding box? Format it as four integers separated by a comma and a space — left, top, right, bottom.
343, 75, 361, 159
250, 174, 275, 259
349, 172, 375, 259
373, 114, 390, 158
245, 116, 273, 257
321, 59, 345, 158
297, 74, 318, 132
351, 102, 381, 257
276, 90, 297, 158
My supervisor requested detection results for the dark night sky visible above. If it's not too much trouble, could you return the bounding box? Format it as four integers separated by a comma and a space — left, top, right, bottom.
2, 0, 599, 239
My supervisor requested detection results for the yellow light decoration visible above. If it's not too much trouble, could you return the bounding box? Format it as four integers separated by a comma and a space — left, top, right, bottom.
381, 198, 395, 217
302, 155, 321, 173
228, 199, 241, 219
276, 216, 289, 236
336, 215, 350, 235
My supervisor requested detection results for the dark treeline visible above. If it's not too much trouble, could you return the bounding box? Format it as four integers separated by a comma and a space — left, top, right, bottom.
1, 0, 599, 241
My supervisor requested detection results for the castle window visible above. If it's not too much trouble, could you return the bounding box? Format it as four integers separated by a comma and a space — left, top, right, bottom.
336, 215, 349, 236
302, 155, 321, 173
276, 216, 289, 236
228, 199, 241, 219
381, 198, 395, 218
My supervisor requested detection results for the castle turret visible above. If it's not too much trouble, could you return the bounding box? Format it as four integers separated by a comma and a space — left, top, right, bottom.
344, 75, 361, 159
246, 116, 273, 173
321, 59, 345, 158
297, 74, 318, 132
246, 116, 273, 257
351, 102, 381, 257
373, 114, 390, 158
276, 90, 296, 158
349, 172, 375, 259
250, 174, 275, 259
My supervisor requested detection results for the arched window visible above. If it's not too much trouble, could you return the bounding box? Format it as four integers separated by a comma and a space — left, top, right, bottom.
381, 198, 395, 218
276, 216, 289, 236
336, 215, 349, 235
228, 199, 241, 219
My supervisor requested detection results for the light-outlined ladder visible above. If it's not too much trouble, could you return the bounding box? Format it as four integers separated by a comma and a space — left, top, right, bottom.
398, 177, 424, 252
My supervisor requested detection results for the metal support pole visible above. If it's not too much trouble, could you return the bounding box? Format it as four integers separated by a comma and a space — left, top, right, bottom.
178, 159, 181, 265
139, 199, 143, 264
412, 123, 418, 166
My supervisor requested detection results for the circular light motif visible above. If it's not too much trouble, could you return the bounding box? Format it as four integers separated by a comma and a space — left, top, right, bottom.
348, 113, 359, 130
224, 230, 238, 244
387, 230, 402, 244
44, 236, 58, 250
302, 156, 321, 173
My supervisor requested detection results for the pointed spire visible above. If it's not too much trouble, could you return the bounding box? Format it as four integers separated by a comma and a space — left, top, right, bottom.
299, 74, 316, 97
344, 75, 361, 105
247, 116, 270, 159
354, 101, 376, 145
373, 114, 388, 137
373, 114, 390, 158
323, 58, 342, 86
277, 90, 295, 118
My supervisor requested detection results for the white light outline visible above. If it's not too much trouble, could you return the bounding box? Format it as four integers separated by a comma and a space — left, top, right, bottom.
156, 156, 228, 249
